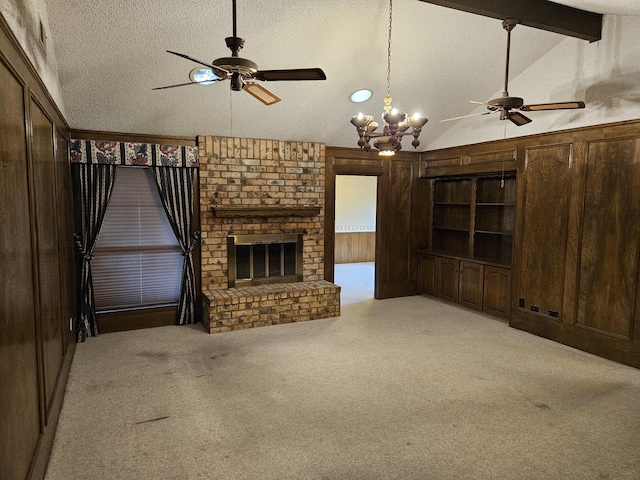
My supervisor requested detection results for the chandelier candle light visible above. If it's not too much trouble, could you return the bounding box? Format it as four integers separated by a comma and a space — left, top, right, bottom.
351, 0, 428, 156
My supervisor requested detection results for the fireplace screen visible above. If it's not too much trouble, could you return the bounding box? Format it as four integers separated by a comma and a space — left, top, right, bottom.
228, 233, 303, 288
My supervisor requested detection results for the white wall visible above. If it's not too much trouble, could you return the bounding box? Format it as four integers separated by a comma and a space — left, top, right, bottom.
335, 175, 377, 233
1, 0, 65, 114
428, 15, 640, 150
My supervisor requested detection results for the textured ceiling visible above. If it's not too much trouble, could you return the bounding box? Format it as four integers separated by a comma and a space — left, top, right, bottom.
552, 0, 640, 16
45, 0, 640, 150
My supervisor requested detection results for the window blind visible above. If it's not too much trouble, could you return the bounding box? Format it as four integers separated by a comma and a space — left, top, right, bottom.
92, 167, 182, 312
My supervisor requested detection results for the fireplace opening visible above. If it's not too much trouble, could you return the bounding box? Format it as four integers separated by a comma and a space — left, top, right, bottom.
228, 233, 303, 288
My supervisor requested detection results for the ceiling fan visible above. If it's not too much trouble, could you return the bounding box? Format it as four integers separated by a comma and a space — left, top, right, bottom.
440, 18, 585, 126
153, 0, 326, 105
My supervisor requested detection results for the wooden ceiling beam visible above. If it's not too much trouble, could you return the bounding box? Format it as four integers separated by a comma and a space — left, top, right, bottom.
417, 0, 602, 42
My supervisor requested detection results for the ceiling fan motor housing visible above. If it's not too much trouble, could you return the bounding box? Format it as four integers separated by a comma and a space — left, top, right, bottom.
212, 56, 258, 75
488, 96, 524, 109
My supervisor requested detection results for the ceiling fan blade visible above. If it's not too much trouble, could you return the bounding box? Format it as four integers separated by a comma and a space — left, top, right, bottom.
521, 101, 586, 111
470, 100, 489, 105
439, 111, 496, 122
153, 80, 218, 90
507, 111, 532, 126
244, 82, 281, 106
253, 68, 326, 81
165, 50, 229, 78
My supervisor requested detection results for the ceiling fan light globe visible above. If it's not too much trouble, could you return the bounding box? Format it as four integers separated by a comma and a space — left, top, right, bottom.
189, 67, 219, 84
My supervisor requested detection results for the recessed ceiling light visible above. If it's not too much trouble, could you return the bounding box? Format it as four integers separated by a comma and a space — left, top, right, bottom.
189, 67, 219, 85
350, 89, 373, 103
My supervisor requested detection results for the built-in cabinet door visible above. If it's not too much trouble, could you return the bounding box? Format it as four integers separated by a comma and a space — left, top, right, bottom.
459, 261, 484, 310
483, 266, 511, 319
437, 257, 459, 302
418, 253, 437, 296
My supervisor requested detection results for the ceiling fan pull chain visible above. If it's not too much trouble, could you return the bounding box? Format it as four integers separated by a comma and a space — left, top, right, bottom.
501, 121, 506, 187
230, 88, 234, 137
386, 0, 393, 100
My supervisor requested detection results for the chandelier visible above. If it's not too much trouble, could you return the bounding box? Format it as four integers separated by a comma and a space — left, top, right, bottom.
350, 0, 428, 156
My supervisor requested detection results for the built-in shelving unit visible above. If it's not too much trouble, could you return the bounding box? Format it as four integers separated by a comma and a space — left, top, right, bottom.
431, 174, 515, 265
420, 174, 516, 320
432, 178, 472, 256
474, 176, 515, 265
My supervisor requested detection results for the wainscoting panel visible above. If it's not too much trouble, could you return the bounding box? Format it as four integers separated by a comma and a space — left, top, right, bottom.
335, 232, 375, 263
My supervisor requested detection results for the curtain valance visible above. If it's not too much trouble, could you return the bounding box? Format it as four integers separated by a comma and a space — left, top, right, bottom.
71, 140, 199, 168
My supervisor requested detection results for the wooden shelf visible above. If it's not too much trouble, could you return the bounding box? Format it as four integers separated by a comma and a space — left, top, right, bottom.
211, 205, 321, 218
476, 203, 515, 207
475, 230, 513, 236
434, 202, 472, 206
434, 226, 470, 232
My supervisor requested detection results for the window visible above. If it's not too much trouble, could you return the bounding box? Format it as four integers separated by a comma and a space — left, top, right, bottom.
92, 167, 182, 312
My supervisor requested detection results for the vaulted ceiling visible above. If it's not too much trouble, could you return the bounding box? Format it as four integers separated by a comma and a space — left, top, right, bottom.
45, 0, 640, 149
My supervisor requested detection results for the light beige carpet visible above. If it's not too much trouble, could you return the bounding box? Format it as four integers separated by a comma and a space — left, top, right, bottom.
46, 265, 640, 479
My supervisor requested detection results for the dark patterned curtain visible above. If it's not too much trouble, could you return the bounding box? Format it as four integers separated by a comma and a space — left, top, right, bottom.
151, 167, 200, 325
71, 163, 118, 341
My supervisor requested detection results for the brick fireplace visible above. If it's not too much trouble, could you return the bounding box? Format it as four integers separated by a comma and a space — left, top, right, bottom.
198, 136, 340, 333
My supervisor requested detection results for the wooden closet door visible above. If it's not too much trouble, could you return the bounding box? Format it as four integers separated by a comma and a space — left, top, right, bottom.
517, 144, 572, 318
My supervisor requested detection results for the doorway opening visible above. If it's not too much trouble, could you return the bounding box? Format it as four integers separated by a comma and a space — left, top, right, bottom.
334, 175, 377, 305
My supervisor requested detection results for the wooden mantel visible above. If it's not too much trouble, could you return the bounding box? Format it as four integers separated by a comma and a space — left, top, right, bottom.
211, 205, 321, 218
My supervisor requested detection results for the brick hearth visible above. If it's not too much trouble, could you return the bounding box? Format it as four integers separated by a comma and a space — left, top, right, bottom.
198, 135, 340, 333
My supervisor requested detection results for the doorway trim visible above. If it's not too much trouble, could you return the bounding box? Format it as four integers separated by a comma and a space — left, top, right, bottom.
325, 147, 384, 296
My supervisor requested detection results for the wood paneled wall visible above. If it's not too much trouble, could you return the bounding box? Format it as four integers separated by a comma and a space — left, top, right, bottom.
335, 232, 375, 263
422, 120, 640, 368
0, 16, 76, 479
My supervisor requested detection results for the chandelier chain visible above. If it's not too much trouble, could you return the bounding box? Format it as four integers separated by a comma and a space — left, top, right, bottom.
386, 0, 393, 99
349, 0, 428, 156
